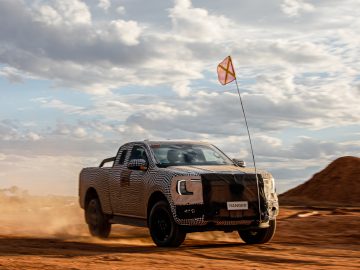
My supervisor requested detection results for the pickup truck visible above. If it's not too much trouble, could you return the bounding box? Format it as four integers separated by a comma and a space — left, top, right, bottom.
79, 140, 279, 247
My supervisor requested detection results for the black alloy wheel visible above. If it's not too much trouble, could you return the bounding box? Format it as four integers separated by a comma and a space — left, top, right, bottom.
85, 198, 111, 239
149, 200, 186, 247
238, 219, 276, 244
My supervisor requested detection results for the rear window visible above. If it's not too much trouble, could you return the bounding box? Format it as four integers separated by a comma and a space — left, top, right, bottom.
119, 150, 127, 164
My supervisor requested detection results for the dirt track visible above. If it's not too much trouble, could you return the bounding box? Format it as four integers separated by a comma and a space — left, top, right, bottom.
0, 206, 359, 270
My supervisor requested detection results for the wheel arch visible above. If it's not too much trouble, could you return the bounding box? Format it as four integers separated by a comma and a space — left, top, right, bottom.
147, 191, 186, 247
84, 187, 99, 210
147, 191, 169, 220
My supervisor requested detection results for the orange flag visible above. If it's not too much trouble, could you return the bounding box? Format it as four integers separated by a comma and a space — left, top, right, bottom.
217, 56, 236, 85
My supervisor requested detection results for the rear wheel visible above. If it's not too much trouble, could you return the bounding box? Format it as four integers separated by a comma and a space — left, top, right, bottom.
238, 219, 276, 244
85, 198, 111, 238
148, 201, 186, 247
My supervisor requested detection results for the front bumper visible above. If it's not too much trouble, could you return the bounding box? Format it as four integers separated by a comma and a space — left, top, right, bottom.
173, 173, 279, 227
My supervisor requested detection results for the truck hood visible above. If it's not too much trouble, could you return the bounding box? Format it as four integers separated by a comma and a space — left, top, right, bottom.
166, 164, 269, 176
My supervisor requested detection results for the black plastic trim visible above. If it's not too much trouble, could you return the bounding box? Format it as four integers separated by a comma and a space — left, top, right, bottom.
109, 215, 147, 227
99, 157, 116, 168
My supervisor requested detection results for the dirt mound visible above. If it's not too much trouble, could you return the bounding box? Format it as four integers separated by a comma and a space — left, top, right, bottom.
280, 156, 360, 206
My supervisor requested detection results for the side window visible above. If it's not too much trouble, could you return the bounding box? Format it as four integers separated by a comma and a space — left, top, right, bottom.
202, 148, 223, 162
118, 150, 127, 165
129, 145, 148, 163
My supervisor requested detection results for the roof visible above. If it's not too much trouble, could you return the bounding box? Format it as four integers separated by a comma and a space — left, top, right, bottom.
141, 140, 212, 146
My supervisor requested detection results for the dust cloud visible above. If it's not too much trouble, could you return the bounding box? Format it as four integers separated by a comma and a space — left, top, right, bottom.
0, 186, 238, 243
0, 186, 87, 238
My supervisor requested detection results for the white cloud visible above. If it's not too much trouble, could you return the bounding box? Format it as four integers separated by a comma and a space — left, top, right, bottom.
73, 127, 87, 138
98, 0, 111, 11
0, 0, 356, 98
0, 67, 24, 83
253, 72, 296, 101
116, 5, 125, 15
0, 0, 148, 94
172, 80, 191, 97
33, 5, 63, 26
232, 39, 334, 69
27, 132, 41, 141
33, 0, 92, 26
33, 98, 84, 114
0, 120, 22, 141
281, 0, 315, 18
103, 19, 143, 45
169, 0, 234, 43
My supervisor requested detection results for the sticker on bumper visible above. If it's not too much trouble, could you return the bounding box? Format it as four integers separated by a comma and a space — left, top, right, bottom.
227, 201, 248, 210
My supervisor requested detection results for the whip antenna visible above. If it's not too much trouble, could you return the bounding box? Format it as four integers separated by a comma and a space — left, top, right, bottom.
217, 56, 262, 223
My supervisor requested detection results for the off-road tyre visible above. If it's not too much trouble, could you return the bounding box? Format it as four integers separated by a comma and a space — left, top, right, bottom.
149, 200, 186, 247
85, 198, 111, 239
238, 219, 276, 244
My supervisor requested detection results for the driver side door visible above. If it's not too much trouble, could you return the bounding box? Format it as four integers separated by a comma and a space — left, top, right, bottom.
117, 144, 149, 217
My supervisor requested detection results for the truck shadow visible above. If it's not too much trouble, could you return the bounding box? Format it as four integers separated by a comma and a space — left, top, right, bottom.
0, 236, 246, 258
0, 236, 325, 266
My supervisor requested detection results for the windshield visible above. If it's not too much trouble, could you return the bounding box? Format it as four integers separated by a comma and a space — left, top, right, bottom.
150, 143, 233, 167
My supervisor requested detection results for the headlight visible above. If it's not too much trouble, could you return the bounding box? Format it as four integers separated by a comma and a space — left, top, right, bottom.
177, 180, 193, 195
270, 177, 276, 193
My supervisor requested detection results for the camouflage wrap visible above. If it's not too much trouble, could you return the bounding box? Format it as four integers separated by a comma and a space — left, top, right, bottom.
79, 141, 279, 227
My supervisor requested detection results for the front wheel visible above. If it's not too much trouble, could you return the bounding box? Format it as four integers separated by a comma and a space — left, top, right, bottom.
238, 219, 276, 244
148, 201, 186, 247
85, 198, 111, 239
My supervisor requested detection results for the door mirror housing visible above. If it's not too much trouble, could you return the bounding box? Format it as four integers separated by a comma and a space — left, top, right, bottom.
233, 158, 246, 167
128, 159, 148, 171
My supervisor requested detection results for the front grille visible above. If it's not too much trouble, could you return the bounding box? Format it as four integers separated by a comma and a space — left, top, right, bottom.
201, 173, 266, 221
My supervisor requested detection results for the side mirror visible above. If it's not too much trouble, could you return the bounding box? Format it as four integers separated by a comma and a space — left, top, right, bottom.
233, 158, 246, 167
128, 159, 148, 171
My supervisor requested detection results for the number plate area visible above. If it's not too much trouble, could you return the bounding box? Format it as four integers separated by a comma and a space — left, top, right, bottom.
227, 201, 248, 210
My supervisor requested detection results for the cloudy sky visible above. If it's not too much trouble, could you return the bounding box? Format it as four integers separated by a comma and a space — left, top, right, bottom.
0, 0, 359, 195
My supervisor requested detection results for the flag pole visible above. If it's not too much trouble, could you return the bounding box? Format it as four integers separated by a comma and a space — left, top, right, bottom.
217, 55, 263, 224
234, 79, 262, 224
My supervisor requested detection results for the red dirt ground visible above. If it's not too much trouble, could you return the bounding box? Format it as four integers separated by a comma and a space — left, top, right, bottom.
1, 156, 360, 270
0, 193, 359, 269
